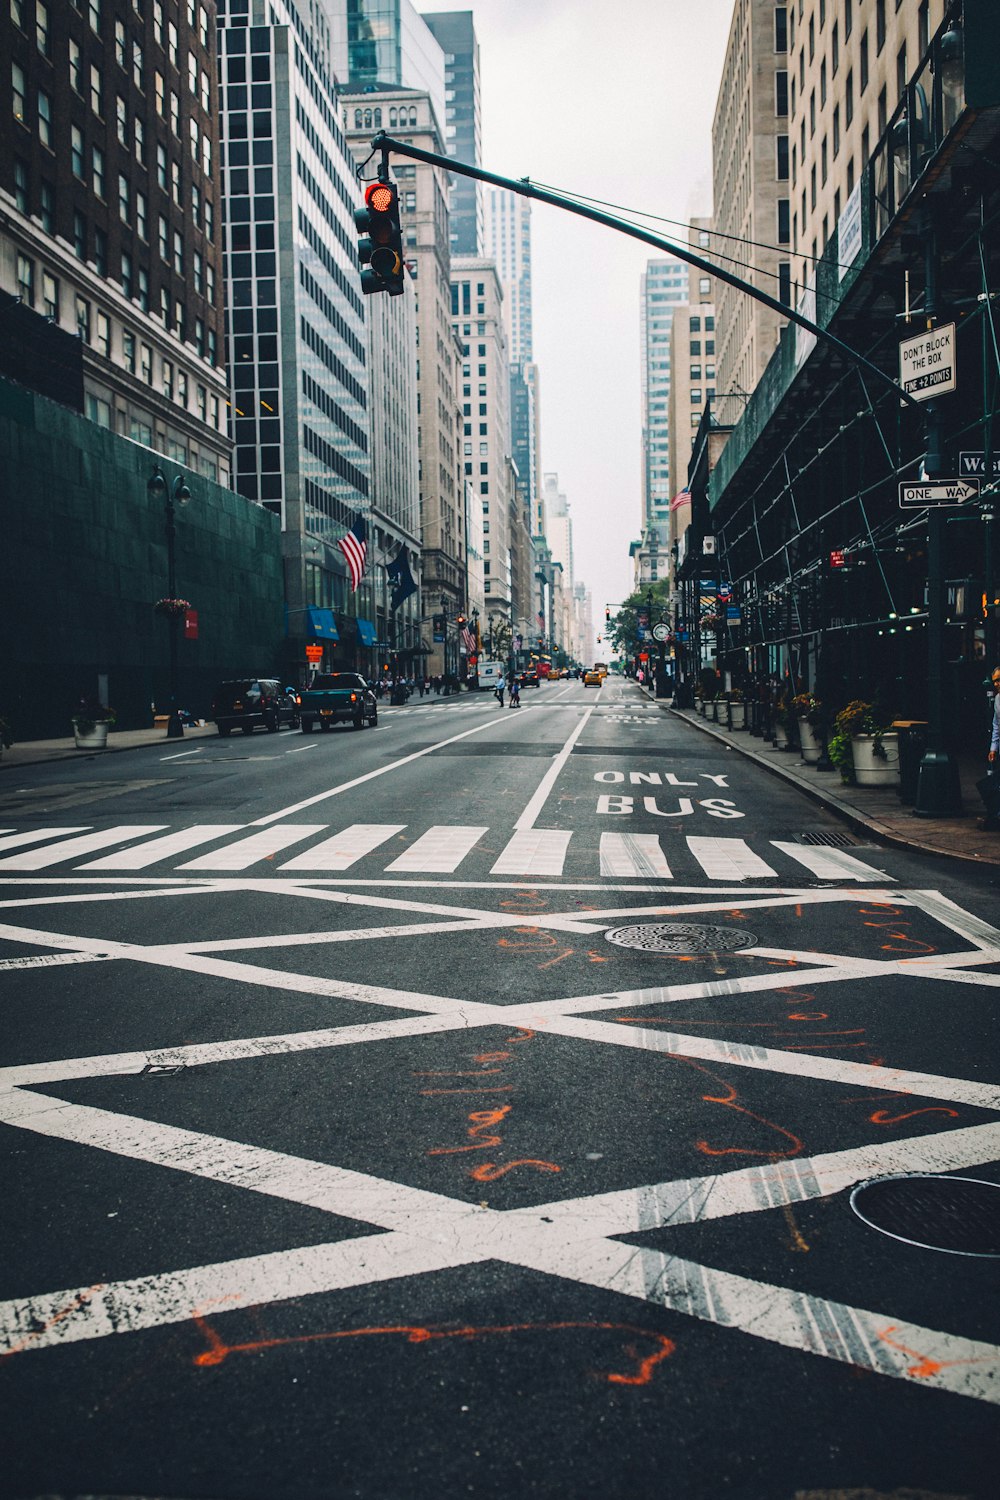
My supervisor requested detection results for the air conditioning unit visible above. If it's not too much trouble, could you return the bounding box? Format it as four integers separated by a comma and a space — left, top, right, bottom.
702, 536, 717, 555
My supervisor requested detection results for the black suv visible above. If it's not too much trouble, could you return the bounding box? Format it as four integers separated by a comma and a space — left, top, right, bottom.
212, 679, 300, 736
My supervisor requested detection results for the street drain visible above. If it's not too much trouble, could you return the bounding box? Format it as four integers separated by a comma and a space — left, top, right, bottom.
850, 1173, 1000, 1257
796, 831, 857, 847
603, 921, 758, 954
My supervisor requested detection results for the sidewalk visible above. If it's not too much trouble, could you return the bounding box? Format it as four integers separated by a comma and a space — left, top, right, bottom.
0, 722, 219, 769
642, 690, 1000, 869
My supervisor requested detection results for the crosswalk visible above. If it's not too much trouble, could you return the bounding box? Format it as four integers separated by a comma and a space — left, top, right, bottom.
0, 823, 894, 882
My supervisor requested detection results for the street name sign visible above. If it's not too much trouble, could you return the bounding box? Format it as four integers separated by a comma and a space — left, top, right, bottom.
898, 478, 980, 508
960, 451, 1000, 478
898, 322, 956, 400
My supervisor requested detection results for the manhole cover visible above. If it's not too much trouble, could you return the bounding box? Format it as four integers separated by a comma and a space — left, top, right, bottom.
603, 921, 759, 954
850, 1174, 1000, 1257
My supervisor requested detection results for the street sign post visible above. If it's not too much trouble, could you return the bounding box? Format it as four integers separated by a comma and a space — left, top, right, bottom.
305, 643, 323, 663
959, 451, 1000, 479
898, 478, 980, 508
898, 322, 956, 401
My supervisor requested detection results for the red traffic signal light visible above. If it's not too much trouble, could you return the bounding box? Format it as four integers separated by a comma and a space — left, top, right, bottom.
355, 181, 405, 297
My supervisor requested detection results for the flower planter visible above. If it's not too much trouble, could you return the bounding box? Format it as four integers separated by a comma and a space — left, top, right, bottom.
797, 717, 822, 764
72, 719, 110, 750
851, 732, 900, 787
728, 701, 746, 729
773, 721, 790, 749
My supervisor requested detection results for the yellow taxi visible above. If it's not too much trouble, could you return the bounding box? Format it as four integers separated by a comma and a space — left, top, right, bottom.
583, 667, 603, 686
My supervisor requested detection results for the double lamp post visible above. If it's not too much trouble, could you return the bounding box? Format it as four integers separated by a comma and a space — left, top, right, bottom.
147, 465, 191, 739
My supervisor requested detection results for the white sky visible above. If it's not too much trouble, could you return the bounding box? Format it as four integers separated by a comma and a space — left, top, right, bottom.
418, 0, 737, 630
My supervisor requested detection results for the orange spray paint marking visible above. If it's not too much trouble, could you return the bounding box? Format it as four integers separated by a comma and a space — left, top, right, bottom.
191, 1314, 676, 1386
505, 1028, 535, 1044
538, 948, 575, 969
414, 1069, 504, 1077
786, 1011, 829, 1020
428, 1105, 512, 1156
870, 1106, 960, 1126
670, 1055, 804, 1160
782, 1203, 810, 1253
470, 1158, 562, 1182
586, 949, 613, 962
875, 1324, 995, 1381
474, 1051, 511, 1064
420, 1086, 515, 1096
1, 1283, 106, 1359
499, 891, 549, 912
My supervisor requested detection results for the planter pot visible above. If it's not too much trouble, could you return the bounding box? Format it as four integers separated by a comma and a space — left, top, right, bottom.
773, 722, 790, 749
797, 717, 822, 763
851, 732, 900, 786
73, 719, 110, 750
729, 701, 746, 729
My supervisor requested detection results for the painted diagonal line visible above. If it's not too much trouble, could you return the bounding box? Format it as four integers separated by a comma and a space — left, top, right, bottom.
491, 829, 571, 877
686, 837, 777, 881
904, 888, 1000, 950
79, 825, 246, 870
0, 826, 166, 871
514, 706, 594, 832
513, 1236, 1000, 1406
599, 834, 672, 879
771, 840, 893, 882
0, 828, 91, 856
279, 825, 405, 870
385, 826, 489, 873
177, 825, 328, 870
0, 951, 110, 972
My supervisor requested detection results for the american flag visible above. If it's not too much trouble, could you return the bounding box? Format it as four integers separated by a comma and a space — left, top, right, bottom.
337, 512, 368, 591
460, 623, 476, 653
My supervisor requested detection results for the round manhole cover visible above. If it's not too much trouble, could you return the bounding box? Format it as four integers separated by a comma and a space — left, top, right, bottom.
850, 1174, 1000, 1257
603, 921, 758, 954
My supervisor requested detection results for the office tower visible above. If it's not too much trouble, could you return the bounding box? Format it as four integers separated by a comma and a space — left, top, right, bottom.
217, 0, 370, 669
667, 221, 716, 576
328, 0, 446, 139
640, 257, 687, 537
1, 0, 230, 477
421, 10, 483, 256
485, 186, 532, 363
452, 259, 510, 615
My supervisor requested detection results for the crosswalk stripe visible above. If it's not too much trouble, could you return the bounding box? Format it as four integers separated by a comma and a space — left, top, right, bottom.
385, 825, 489, 873
491, 828, 572, 877
686, 837, 778, 881
770, 840, 892, 882
279, 824, 406, 870
0, 828, 91, 857
600, 833, 672, 878
176, 825, 329, 871
0, 826, 167, 871
78, 826, 245, 870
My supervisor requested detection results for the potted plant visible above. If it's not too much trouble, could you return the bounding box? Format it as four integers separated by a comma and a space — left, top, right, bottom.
728, 688, 747, 730
830, 700, 899, 786
72, 696, 116, 750
154, 596, 191, 618
792, 692, 823, 764
773, 693, 792, 749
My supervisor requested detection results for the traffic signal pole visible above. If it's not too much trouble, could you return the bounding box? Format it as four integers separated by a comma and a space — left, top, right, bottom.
366, 132, 924, 415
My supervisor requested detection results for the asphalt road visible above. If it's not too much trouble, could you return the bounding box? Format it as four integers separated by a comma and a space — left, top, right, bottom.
1, 677, 998, 1499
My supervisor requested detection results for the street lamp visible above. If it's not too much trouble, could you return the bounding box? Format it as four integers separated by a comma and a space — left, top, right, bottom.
148, 465, 192, 739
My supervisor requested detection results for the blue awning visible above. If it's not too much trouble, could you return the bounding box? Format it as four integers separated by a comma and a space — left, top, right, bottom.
306, 607, 339, 641
355, 617, 377, 647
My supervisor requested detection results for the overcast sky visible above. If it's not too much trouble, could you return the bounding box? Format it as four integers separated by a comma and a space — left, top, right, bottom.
418, 0, 737, 633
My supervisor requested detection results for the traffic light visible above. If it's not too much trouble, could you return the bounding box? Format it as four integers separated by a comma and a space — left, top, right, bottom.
605, 608, 610, 625
355, 180, 405, 296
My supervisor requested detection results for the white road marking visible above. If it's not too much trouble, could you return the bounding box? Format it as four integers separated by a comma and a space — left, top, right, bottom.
159, 748, 203, 761
514, 706, 594, 831
0, 826, 167, 871
686, 836, 778, 881
176, 825, 328, 871
599, 833, 672, 878
78, 825, 245, 870
491, 828, 572, 876
771, 839, 893, 881
0, 951, 109, 971
285, 742, 318, 753
277, 824, 406, 871
0, 828, 91, 855
384, 825, 489, 873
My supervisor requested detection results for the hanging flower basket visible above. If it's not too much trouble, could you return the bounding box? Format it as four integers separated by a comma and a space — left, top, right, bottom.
154, 597, 192, 618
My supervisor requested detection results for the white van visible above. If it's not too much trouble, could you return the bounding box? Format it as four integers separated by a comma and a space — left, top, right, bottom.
477, 660, 508, 690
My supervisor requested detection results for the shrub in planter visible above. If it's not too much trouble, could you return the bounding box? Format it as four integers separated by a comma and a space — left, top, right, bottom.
829, 700, 896, 784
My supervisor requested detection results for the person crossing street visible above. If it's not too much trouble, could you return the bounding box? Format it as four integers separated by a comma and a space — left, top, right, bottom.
508, 675, 521, 708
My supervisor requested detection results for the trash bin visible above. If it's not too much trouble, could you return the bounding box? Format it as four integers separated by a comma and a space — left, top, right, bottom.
893, 720, 928, 804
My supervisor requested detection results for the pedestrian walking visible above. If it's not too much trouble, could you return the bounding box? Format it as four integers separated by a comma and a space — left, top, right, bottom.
495, 675, 505, 707
508, 675, 521, 709
979, 665, 1000, 829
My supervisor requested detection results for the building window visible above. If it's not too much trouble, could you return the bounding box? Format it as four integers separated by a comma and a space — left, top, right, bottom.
808, 14, 814, 60
832, 20, 839, 73
116, 94, 127, 144
833, 105, 840, 155
163, 358, 173, 399
140, 342, 152, 382
90, 62, 102, 117
809, 89, 816, 136
896, 43, 907, 104
36, 1, 50, 55
844, 0, 852, 40
778, 261, 791, 305
88, 0, 101, 35
40, 179, 54, 231
775, 69, 788, 115
845, 68, 853, 126
75, 295, 90, 341
115, 17, 126, 67
92, 145, 105, 198
876, 0, 885, 53
95, 309, 110, 356
42, 271, 59, 319
69, 38, 83, 93
71, 125, 85, 179
878, 85, 886, 135
16, 253, 34, 306
94, 226, 107, 275
777, 134, 789, 179
777, 198, 790, 244
860, 29, 868, 92
774, 6, 787, 52
820, 58, 827, 106
73, 210, 86, 259
821, 136, 828, 185
38, 87, 52, 146
158, 214, 168, 260
136, 189, 147, 240
134, 116, 144, 163
13, 157, 28, 211
12, 62, 26, 123
121, 250, 132, 297
132, 39, 143, 89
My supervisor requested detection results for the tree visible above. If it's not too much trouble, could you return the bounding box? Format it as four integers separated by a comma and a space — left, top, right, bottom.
608, 581, 671, 660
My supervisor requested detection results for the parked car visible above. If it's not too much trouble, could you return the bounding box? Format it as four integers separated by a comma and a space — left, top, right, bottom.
299, 672, 378, 732
212, 679, 300, 736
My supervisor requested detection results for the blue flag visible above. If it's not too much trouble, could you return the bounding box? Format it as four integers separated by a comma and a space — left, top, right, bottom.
386, 545, 417, 610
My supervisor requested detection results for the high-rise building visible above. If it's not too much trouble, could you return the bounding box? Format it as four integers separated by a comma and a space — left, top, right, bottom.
485, 187, 532, 363
667, 221, 717, 586
328, 0, 446, 140
452, 258, 510, 615
640, 257, 687, 537
421, 10, 483, 256
1, 0, 230, 477
217, 0, 370, 673
711, 0, 790, 428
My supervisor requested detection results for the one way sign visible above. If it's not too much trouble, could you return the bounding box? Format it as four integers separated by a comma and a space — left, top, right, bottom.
898, 478, 980, 508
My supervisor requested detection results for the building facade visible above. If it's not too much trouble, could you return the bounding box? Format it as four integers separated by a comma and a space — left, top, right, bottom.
1, 0, 230, 477
640, 256, 687, 537
422, 10, 483, 256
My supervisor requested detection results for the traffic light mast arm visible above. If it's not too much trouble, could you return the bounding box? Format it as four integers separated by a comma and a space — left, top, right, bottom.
369, 130, 923, 414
